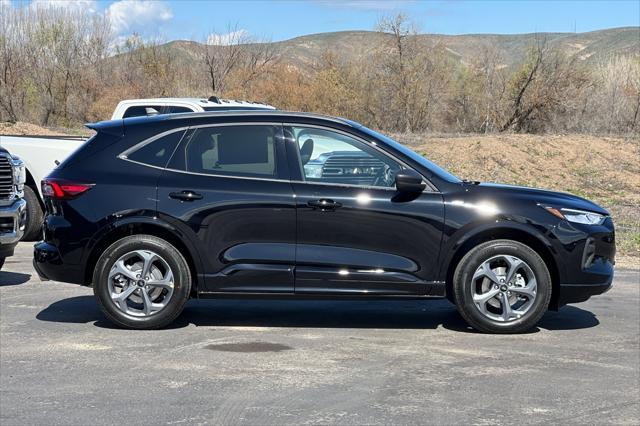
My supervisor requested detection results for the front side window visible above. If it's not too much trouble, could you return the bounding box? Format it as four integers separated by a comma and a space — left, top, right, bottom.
126, 130, 185, 168
290, 126, 403, 188
171, 125, 278, 178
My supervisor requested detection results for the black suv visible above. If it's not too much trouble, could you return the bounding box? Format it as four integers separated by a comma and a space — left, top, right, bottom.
34, 111, 615, 333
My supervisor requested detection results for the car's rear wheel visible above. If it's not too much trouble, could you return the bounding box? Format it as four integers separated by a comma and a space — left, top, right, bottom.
93, 235, 191, 329
453, 239, 551, 334
0, 257, 5, 271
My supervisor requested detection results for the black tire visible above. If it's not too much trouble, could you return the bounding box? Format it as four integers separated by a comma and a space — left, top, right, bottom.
453, 239, 552, 334
0, 257, 5, 271
93, 235, 191, 329
22, 186, 44, 241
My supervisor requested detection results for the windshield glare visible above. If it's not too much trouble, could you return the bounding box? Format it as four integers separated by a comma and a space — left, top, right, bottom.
357, 126, 462, 183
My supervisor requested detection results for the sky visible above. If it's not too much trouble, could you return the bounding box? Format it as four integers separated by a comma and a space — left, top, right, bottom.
3, 0, 639, 43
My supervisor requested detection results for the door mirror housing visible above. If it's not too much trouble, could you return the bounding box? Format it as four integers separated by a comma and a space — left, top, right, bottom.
395, 169, 426, 193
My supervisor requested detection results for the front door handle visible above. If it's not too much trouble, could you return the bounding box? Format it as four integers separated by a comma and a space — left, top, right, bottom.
307, 199, 342, 211
169, 190, 203, 202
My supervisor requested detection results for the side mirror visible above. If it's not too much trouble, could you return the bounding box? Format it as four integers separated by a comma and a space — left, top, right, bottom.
145, 107, 159, 117
395, 169, 426, 193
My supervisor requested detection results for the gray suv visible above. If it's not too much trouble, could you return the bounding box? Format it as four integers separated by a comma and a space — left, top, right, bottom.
0, 147, 26, 270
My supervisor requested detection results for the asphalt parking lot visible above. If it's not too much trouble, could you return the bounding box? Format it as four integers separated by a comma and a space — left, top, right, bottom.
1, 242, 639, 425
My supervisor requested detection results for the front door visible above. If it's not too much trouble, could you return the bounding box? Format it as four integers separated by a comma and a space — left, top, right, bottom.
285, 125, 444, 295
157, 123, 296, 293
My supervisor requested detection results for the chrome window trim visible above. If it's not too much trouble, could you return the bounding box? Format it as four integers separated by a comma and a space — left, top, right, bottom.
118, 121, 440, 193
119, 126, 189, 160
119, 122, 285, 180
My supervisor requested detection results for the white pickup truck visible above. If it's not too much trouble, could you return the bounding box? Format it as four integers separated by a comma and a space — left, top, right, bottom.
0, 97, 274, 239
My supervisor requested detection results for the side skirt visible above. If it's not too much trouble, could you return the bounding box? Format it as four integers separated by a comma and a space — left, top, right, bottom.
197, 282, 446, 300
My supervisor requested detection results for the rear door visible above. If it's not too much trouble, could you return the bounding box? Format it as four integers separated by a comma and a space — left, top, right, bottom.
285, 124, 445, 296
156, 123, 296, 293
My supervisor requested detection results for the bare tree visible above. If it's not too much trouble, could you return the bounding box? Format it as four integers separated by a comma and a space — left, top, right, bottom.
0, 3, 27, 122
200, 24, 249, 94
374, 14, 452, 132
500, 37, 590, 133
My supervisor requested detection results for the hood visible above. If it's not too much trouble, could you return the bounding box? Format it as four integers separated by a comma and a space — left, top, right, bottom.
474, 182, 610, 215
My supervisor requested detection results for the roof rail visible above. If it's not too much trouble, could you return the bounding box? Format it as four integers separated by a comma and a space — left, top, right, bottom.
208, 96, 221, 104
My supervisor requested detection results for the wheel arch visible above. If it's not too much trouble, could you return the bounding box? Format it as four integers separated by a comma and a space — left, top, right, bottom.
83, 218, 203, 297
24, 168, 44, 208
442, 225, 561, 310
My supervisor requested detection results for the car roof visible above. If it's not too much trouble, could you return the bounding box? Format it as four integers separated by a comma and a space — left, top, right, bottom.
88, 110, 361, 132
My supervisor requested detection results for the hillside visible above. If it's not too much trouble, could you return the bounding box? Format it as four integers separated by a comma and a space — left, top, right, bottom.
165, 26, 640, 70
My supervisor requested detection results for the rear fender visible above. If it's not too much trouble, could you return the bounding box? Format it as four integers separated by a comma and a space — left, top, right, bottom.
82, 214, 204, 293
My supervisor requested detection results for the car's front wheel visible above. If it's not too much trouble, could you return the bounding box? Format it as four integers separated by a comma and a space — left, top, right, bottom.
453, 239, 552, 333
93, 235, 191, 329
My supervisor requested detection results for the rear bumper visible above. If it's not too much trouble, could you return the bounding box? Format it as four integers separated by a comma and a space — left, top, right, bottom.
33, 241, 84, 284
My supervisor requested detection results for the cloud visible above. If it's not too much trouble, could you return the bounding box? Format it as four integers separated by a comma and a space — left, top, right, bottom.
206, 29, 250, 46
106, 0, 173, 35
315, 0, 415, 10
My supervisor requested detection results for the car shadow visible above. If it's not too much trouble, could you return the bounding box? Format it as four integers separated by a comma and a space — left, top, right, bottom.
0, 271, 31, 286
36, 296, 600, 333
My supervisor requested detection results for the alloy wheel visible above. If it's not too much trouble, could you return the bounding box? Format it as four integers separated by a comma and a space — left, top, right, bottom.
471, 254, 538, 322
107, 250, 175, 317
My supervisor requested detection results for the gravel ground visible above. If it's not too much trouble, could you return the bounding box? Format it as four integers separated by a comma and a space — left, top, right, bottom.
1, 242, 639, 425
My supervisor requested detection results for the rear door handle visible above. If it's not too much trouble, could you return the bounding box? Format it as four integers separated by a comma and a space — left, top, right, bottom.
169, 190, 203, 201
307, 199, 342, 211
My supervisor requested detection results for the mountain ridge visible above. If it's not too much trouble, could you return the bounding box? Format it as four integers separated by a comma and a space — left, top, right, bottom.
160, 26, 639, 70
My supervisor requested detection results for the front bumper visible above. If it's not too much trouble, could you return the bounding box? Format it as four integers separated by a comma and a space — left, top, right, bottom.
558, 260, 614, 306
550, 215, 616, 308
0, 199, 26, 257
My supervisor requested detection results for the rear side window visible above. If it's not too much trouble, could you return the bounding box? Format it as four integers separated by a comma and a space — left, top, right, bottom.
170, 125, 278, 178
127, 130, 185, 168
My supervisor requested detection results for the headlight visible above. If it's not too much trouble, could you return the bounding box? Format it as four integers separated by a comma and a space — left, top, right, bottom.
10, 156, 25, 192
544, 206, 606, 225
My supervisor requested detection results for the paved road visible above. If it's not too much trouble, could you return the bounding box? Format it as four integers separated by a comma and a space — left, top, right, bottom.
1, 242, 639, 425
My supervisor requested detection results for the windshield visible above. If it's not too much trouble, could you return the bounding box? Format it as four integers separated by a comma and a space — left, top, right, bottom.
356, 125, 462, 184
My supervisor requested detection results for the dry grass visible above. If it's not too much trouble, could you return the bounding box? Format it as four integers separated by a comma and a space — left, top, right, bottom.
393, 133, 640, 260
0, 121, 90, 137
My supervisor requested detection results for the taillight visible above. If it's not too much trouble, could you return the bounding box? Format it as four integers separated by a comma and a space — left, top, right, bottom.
42, 179, 94, 200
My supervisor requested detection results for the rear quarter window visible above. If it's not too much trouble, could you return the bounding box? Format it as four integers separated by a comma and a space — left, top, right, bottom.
126, 130, 186, 168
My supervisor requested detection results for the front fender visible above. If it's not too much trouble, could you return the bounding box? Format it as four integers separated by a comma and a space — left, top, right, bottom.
437, 218, 562, 282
